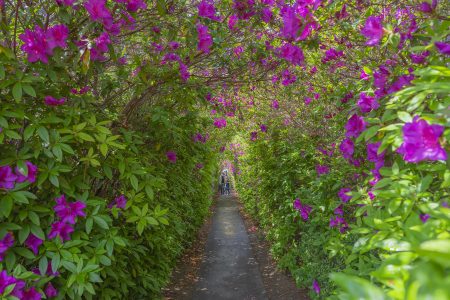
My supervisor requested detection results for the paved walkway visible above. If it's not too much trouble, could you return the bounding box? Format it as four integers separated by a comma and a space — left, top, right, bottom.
192, 194, 268, 300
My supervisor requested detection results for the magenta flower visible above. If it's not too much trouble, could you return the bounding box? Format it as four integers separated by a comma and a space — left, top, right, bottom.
124, 0, 147, 12
293, 199, 312, 221
357, 92, 379, 113
0, 233, 14, 261
196, 23, 213, 54
228, 15, 238, 30
435, 42, 450, 56
329, 216, 348, 233
198, 0, 220, 21
260, 124, 267, 132
0, 270, 25, 297
397, 116, 447, 163
84, 0, 112, 22
271, 100, 279, 109
53, 195, 86, 224
338, 188, 352, 203
261, 7, 272, 23
339, 138, 354, 159
25, 234, 43, 255
361, 16, 384, 46
345, 114, 367, 138
367, 142, 385, 162
418, 1, 436, 13
214, 118, 227, 128
312, 280, 320, 294
45, 283, 58, 298
48, 221, 74, 242
281, 69, 296, 86
19, 26, 49, 63
316, 165, 329, 176
368, 190, 375, 200
281, 6, 300, 40
46, 24, 69, 53
44, 96, 66, 106
22, 287, 42, 300
334, 205, 344, 216
277, 43, 304, 66
233, 0, 255, 20
56, 0, 76, 6
110, 194, 127, 209
304, 97, 312, 105
360, 70, 370, 80
166, 151, 177, 163
250, 131, 258, 141
15, 161, 38, 183
410, 51, 429, 64
0, 165, 17, 190
420, 214, 430, 223
179, 63, 190, 82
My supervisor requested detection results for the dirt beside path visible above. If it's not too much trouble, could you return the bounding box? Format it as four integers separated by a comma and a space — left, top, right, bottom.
163, 192, 309, 300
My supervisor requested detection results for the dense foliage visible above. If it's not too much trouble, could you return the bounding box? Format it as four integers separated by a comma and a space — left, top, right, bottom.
1, 0, 449, 299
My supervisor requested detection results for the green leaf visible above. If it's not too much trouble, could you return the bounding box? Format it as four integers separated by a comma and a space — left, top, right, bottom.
86, 217, 93, 234
22, 85, 36, 97
0, 197, 13, 217
52, 253, 60, 273
30, 224, 45, 241
330, 273, 389, 300
49, 175, 59, 187
12, 82, 22, 101
37, 127, 50, 143
39, 256, 48, 275
14, 247, 35, 259
93, 216, 109, 229
18, 225, 30, 244
78, 132, 95, 142
397, 111, 412, 123
130, 175, 139, 191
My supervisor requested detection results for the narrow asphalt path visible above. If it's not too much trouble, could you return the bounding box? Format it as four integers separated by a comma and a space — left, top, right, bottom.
192, 193, 268, 300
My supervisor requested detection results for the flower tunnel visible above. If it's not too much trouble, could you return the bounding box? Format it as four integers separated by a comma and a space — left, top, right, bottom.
0, 0, 449, 299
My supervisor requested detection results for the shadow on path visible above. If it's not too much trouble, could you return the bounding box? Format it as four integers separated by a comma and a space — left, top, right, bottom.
192, 194, 268, 300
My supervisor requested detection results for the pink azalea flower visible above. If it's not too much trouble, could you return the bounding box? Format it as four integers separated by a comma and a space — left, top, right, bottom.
53, 195, 86, 224
0, 165, 17, 190
338, 188, 352, 203
397, 116, 447, 163
0, 270, 25, 298
420, 214, 430, 223
261, 7, 273, 23
15, 161, 38, 183
281, 6, 300, 40
434, 42, 450, 56
260, 124, 267, 132
271, 100, 279, 109
196, 23, 213, 53
19, 26, 49, 63
357, 92, 379, 113
361, 16, 383, 46
277, 43, 304, 66
110, 195, 127, 209
345, 114, 367, 138
84, 0, 112, 22
166, 151, 177, 163
48, 221, 74, 242
25, 234, 43, 255
198, 0, 220, 21
312, 280, 320, 294
0, 233, 14, 261
214, 118, 227, 128
293, 199, 312, 221
316, 165, 329, 176
367, 142, 385, 162
360, 70, 370, 80
228, 15, 238, 30
45, 283, 58, 298
339, 138, 354, 159
44, 96, 66, 106
22, 287, 42, 300
46, 24, 69, 53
